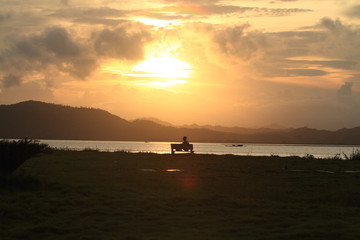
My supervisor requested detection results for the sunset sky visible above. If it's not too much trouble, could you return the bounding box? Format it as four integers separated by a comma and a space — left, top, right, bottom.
1, 0, 360, 130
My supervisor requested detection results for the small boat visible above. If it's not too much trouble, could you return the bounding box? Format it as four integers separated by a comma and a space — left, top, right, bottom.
225, 144, 243, 147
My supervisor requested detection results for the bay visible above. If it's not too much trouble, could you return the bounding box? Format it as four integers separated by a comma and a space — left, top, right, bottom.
40, 139, 360, 159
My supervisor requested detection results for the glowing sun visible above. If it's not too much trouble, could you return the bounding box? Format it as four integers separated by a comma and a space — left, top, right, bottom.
124, 56, 192, 88
130, 56, 191, 78
102, 50, 192, 88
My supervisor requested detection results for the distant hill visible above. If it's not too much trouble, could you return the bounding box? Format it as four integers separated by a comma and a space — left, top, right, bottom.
133, 117, 174, 127
1, 100, 360, 144
0, 101, 239, 142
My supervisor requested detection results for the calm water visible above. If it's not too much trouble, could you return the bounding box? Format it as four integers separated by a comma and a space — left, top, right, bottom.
40, 140, 360, 159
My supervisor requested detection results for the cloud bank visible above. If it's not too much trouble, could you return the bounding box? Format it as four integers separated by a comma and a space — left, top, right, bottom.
0, 22, 152, 87
0, 0, 360, 129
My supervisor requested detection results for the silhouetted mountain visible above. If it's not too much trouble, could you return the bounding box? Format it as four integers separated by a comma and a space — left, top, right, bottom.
0, 101, 239, 142
0, 101, 130, 140
182, 124, 288, 135
1, 101, 360, 144
133, 117, 174, 127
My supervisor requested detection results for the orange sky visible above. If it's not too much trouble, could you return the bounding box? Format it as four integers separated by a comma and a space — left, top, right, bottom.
1, 0, 360, 129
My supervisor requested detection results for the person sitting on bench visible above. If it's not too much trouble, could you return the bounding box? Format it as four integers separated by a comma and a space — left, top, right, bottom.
171, 136, 193, 154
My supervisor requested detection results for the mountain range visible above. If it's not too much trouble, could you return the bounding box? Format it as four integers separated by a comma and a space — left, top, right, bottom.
1, 100, 360, 145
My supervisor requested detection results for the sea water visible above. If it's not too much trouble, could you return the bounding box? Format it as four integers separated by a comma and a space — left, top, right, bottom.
40, 139, 360, 159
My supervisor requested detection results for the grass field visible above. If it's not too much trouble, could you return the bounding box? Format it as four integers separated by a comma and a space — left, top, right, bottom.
1, 150, 360, 240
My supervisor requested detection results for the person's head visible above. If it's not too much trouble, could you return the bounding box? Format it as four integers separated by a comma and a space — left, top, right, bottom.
183, 136, 187, 141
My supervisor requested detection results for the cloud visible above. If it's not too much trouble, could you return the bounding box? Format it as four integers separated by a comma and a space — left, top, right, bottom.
51, 7, 129, 26
0, 11, 14, 22
60, 0, 69, 6
141, 0, 311, 20
344, 5, 360, 18
281, 69, 327, 77
0, 22, 152, 88
2, 74, 22, 88
209, 17, 360, 81
52, 7, 127, 19
212, 24, 267, 61
42, 27, 81, 57
317, 18, 360, 64
338, 82, 353, 96
3, 26, 95, 79
93, 22, 152, 60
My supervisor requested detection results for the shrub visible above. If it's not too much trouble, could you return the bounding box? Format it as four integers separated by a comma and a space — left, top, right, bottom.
343, 149, 360, 161
304, 154, 315, 160
330, 153, 342, 160
0, 139, 51, 174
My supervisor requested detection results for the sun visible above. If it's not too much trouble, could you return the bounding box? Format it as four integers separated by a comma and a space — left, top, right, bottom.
131, 56, 191, 78
124, 56, 192, 88
101, 42, 192, 89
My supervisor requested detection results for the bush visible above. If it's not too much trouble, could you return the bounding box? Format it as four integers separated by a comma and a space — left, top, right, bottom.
0, 139, 51, 174
343, 149, 360, 161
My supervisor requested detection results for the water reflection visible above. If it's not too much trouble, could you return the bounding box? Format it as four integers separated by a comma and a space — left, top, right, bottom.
138, 168, 184, 172
41, 139, 360, 158
164, 169, 183, 172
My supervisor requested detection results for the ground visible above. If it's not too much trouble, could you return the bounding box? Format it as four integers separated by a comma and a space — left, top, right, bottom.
1, 151, 360, 240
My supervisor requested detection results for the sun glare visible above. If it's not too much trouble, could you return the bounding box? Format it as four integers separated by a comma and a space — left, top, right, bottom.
135, 18, 180, 28
119, 56, 192, 88
102, 42, 192, 89
131, 57, 191, 79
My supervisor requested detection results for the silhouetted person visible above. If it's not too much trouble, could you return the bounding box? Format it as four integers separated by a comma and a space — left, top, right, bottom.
171, 136, 193, 154
182, 136, 189, 145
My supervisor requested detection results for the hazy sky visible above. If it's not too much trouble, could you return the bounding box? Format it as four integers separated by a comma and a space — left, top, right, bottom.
1, 0, 360, 129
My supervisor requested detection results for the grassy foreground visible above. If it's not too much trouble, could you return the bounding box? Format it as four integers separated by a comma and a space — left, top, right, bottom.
1, 151, 360, 240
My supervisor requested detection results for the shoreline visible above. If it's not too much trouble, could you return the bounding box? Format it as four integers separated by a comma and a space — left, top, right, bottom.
36, 140, 360, 160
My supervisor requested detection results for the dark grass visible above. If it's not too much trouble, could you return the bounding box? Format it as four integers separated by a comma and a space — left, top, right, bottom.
2, 151, 360, 239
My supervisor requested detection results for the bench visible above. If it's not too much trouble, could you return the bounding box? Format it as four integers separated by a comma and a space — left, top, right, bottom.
170, 144, 194, 154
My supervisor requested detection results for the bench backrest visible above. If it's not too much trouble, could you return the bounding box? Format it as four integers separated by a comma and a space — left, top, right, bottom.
171, 143, 193, 149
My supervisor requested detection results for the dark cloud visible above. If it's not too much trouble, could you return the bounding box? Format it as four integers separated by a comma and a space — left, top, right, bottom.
338, 82, 353, 96
6, 26, 93, 79
0, 22, 152, 88
50, 1, 311, 25
52, 7, 127, 18
42, 27, 81, 57
320, 17, 346, 32
204, 5, 311, 17
288, 59, 357, 71
0, 11, 14, 22
51, 7, 128, 26
344, 5, 360, 19
282, 69, 327, 77
60, 0, 69, 5
209, 18, 360, 82
2, 74, 22, 88
144, 0, 311, 20
213, 24, 267, 61
73, 18, 125, 26
317, 18, 360, 63
93, 23, 152, 60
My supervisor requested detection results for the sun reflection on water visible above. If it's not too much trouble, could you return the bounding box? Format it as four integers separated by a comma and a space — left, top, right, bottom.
164, 169, 184, 172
